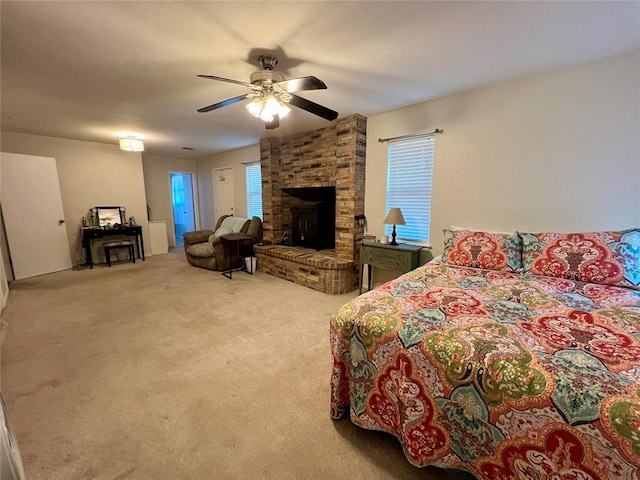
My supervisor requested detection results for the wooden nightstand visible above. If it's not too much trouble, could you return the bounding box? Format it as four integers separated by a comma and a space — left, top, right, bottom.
359, 243, 423, 294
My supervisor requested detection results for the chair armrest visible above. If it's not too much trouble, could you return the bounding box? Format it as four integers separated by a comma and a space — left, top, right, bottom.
211, 235, 223, 246
210, 234, 245, 246
183, 229, 215, 246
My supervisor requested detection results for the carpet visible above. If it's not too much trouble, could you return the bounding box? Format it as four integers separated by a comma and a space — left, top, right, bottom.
1, 249, 455, 479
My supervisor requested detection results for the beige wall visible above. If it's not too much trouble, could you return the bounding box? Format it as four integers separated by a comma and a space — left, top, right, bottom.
1, 49, 637, 272
365, 49, 640, 256
0, 131, 149, 265
142, 153, 198, 247
196, 144, 260, 230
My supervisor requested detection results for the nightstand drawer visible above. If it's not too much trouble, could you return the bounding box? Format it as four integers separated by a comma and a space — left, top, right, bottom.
362, 247, 410, 270
359, 243, 423, 294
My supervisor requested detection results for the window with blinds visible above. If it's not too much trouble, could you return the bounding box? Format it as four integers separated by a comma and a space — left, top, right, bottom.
384, 136, 435, 243
245, 162, 263, 219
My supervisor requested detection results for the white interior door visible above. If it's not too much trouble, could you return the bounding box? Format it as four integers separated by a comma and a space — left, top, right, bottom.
213, 167, 234, 222
0, 152, 72, 279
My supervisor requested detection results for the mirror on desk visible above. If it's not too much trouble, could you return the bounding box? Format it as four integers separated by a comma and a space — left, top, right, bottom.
95, 206, 125, 227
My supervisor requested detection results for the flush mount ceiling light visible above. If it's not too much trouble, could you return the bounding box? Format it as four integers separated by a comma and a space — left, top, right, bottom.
118, 133, 144, 152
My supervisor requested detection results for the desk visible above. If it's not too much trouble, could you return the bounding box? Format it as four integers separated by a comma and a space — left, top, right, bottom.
219, 233, 254, 279
360, 242, 422, 294
82, 226, 145, 268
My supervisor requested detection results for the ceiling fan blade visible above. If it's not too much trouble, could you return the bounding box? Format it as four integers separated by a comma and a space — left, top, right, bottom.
275, 76, 327, 93
265, 115, 280, 130
197, 74, 256, 88
287, 94, 338, 121
197, 93, 252, 113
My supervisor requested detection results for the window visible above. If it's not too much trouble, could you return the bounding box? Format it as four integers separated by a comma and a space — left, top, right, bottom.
245, 162, 263, 219
385, 136, 435, 243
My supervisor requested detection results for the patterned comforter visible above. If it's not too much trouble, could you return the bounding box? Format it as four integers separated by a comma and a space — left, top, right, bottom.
330, 261, 640, 479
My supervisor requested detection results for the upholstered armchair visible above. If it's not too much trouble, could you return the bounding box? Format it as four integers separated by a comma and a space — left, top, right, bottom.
183, 215, 262, 271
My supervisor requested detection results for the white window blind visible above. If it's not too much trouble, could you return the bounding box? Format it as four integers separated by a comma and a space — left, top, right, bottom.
245, 162, 263, 219
385, 136, 435, 243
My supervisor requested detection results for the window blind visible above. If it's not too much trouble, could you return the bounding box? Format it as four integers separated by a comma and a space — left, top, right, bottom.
245, 162, 263, 219
385, 137, 435, 242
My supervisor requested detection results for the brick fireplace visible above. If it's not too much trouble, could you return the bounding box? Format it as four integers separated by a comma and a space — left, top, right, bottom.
253, 113, 366, 294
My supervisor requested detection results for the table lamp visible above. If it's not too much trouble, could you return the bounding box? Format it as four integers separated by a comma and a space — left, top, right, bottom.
383, 208, 406, 246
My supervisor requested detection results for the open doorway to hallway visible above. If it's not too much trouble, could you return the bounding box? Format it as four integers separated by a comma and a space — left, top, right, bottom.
170, 172, 196, 247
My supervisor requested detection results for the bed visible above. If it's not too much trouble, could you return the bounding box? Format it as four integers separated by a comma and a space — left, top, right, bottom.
330, 228, 640, 479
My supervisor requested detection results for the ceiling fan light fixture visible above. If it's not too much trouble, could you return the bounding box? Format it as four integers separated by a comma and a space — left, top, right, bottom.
263, 95, 291, 120
245, 94, 290, 123
246, 98, 264, 119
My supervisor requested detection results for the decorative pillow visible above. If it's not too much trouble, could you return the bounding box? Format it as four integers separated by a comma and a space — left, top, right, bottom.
442, 228, 523, 272
450, 226, 512, 234
520, 229, 640, 290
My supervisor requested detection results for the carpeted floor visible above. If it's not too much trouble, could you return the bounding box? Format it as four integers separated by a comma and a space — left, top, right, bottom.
1, 249, 455, 479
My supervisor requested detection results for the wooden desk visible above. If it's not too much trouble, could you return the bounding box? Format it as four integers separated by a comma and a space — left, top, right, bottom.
81, 226, 144, 268
360, 242, 422, 294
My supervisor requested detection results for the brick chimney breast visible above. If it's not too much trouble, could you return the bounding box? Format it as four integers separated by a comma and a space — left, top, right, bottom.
257, 113, 367, 293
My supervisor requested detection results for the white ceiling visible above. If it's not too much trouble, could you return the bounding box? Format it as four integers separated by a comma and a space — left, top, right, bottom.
1, 1, 639, 159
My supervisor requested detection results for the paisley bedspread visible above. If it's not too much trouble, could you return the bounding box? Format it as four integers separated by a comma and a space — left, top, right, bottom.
330, 262, 640, 479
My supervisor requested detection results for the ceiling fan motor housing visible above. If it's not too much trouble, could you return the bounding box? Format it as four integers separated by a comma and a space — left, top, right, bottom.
250, 70, 286, 86
250, 54, 285, 86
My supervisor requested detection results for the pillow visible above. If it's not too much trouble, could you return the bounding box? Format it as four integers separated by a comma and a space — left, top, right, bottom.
520, 229, 640, 290
442, 228, 523, 272
450, 226, 512, 234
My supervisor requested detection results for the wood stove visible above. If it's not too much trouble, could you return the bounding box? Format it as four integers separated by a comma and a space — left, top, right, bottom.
283, 186, 336, 251
292, 202, 335, 250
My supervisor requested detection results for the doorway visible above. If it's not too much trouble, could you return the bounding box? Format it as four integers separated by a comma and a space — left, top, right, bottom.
170, 172, 197, 247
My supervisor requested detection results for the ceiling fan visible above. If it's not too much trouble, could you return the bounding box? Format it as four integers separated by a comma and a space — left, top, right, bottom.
197, 54, 338, 129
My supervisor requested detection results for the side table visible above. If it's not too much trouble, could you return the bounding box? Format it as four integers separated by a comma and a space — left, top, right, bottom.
219, 233, 255, 279
360, 242, 422, 294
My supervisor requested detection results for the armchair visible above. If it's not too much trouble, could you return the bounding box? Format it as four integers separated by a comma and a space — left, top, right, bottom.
183, 215, 263, 271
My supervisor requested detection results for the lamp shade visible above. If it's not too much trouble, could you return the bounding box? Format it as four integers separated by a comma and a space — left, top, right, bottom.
119, 138, 144, 152
383, 208, 406, 225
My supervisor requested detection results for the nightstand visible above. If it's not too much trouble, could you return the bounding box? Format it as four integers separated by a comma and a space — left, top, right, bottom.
360, 243, 423, 294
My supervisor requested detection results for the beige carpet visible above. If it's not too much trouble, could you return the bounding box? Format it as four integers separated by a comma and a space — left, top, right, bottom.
1, 250, 455, 479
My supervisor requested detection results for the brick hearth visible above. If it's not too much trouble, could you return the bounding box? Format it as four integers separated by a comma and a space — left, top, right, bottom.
253, 245, 356, 295
255, 113, 367, 294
